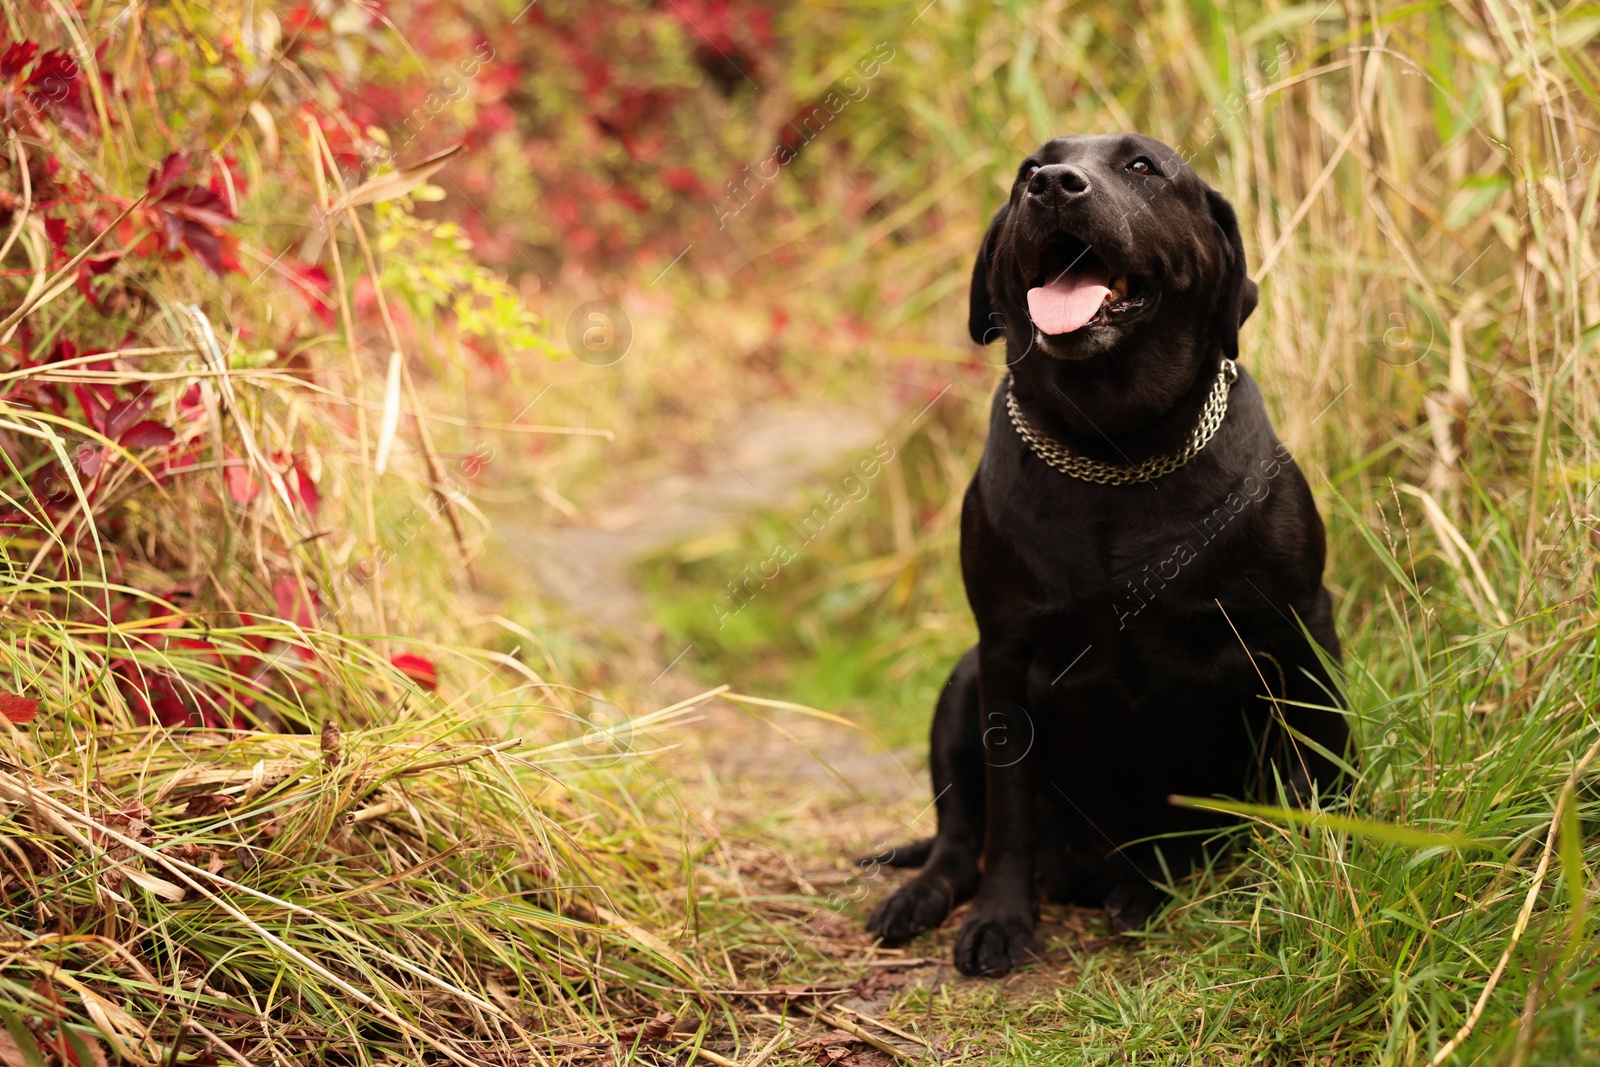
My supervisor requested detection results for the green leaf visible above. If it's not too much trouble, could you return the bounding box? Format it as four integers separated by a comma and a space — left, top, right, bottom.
1169, 795, 1488, 850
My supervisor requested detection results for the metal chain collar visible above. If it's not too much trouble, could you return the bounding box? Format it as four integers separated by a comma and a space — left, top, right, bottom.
1005, 359, 1239, 485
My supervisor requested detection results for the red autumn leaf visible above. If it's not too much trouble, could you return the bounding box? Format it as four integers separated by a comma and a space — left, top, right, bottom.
75, 442, 103, 476
272, 577, 320, 629
178, 383, 202, 414
115, 666, 192, 728
156, 442, 202, 480
77, 250, 119, 276
218, 233, 244, 274
390, 652, 438, 690
171, 216, 227, 273
32, 461, 73, 508
209, 154, 247, 211
79, 348, 117, 373
156, 182, 235, 229
120, 419, 175, 449
144, 155, 240, 275
28, 48, 77, 85
0, 40, 38, 79
292, 456, 321, 513
282, 4, 328, 36
1, 691, 39, 724
74, 250, 123, 310
102, 395, 153, 441
25, 49, 93, 135
286, 261, 335, 326
659, 166, 703, 195
71, 382, 109, 434
223, 450, 259, 504
44, 215, 67, 252
146, 152, 189, 198
152, 188, 237, 274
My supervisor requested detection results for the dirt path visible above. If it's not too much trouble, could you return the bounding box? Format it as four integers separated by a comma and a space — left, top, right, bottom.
490, 395, 928, 815
486, 395, 1102, 1062
496, 400, 886, 622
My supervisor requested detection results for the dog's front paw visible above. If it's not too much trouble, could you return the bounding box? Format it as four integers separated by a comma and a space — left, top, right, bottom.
952, 908, 1035, 976
867, 875, 953, 945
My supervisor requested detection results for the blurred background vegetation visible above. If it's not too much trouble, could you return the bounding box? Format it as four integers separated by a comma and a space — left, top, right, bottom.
1, 0, 1598, 1063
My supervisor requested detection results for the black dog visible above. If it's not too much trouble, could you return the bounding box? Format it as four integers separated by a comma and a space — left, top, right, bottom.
865, 134, 1349, 977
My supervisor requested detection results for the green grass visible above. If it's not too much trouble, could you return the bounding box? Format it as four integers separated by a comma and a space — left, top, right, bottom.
7, 0, 1600, 1061
986, 511, 1600, 1065
628, 1, 1600, 1061
638, 404, 980, 750
640, 395, 1600, 1063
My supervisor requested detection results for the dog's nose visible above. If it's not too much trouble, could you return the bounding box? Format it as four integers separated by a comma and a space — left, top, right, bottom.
1029, 164, 1091, 199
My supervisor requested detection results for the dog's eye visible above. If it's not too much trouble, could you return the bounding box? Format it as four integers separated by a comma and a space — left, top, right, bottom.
1128, 158, 1154, 175
1022, 164, 1040, 181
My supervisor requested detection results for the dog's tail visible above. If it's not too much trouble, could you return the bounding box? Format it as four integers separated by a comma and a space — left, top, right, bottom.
856, 837, 935, 869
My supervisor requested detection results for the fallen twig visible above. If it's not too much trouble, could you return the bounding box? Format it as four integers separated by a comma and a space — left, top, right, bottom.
685, 1046, 739, 1067
739, 1028, 789, 1067
791, 1002, 920, 1065
396, 736, 523, 776
834, 1005, 934, 1056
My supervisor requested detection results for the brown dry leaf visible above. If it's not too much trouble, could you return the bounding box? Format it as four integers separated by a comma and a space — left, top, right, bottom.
330, 144, 464, 211
182, 793, 239, 818
122, 866, 185, 902
0, 1031, 30, 1067
104, 799, 152, 827
807, 912, 851, 939
616, 1011, 675, 1045
64, 1030, 110, 1067
1, 1028, 109, 1067
853, 968, 911, 1000
796, 1031, 862, 1065
321, 718, 342, 770
374, 349, 403, 475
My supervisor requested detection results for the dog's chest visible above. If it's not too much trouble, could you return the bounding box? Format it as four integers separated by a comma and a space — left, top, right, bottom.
983, 463, 1227, 608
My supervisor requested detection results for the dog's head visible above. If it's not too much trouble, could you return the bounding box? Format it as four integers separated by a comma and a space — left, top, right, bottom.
969, 134, 1258, 369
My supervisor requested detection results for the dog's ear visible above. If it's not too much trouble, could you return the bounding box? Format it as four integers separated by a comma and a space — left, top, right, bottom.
1205, 187, 1256, 357
968, 203, 1009, 345
1239, 276, 1259, 327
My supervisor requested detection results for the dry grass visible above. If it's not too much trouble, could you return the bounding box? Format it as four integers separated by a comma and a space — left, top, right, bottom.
0, 1, 822, 1062
5, 0, 1600, 1064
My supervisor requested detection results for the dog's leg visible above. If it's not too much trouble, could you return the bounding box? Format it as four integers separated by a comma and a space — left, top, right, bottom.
867, 649, 984, 943
1104, 877, 1164, 933
951, 639, 1040, 976
857, 838, 935, 869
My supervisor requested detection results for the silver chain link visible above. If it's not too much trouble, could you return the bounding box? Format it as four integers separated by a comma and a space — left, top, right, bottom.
1005, 359, 1238, 485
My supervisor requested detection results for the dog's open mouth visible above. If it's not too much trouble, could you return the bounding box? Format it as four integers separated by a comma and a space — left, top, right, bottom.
1026, 236, 1144, 335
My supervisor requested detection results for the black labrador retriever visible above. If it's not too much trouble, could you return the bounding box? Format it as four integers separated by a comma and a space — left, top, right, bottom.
865, 134, 1349, 977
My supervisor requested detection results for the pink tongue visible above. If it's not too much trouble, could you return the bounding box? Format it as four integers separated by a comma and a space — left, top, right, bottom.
1027, 265, 1112, 335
